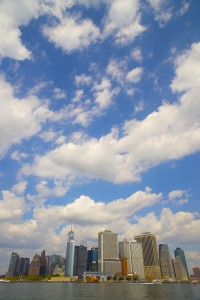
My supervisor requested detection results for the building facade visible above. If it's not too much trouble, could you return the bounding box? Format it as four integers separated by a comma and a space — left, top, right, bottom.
73, 244, 88, 278
172, 256, 188, 281
159, 244, 174, 279
129, 240, 145, 279
174, 247, 189, 279
6, 252, 20, 277
65, 229, 75, 277
134, 232, 161, 280
87, 247, 98, 272
98, 230, 121, 275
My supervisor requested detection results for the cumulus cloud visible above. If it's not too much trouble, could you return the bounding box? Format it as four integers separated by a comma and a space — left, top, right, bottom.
131, 47, 143, 62
126, 67, 143, 83
147, 0, 173, 27
0, 75, 49, 157
103, 0, 146, 44
43, 16, 100, 53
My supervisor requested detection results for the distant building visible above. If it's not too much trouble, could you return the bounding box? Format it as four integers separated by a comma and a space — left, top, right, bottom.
29, 254, 41, 276
174, 247, 189, 279
172, 256, 188, 281
17, 257, 30, 276
193, 267, 200, 279
65, 229, 75, 277
119, 239, 132, 273
98, 230, 121, 275
73, 244, 88, 278
129, 240, 145, 279
6, 252, 20, 277
134, 232, 161, 280
87, 247, 98, 272
40, 250, 46, 275
159, 244, 174, 279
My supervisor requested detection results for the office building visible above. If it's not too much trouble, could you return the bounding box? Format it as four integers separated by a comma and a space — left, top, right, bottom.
73, 244, 88, 278
87, 247, 98, 272
29, 253, 41, 276
6, 252, 20, 277
65, 229, 75, 277
134, 232, 161, 280
193, 267, 200, 278
98, 230, 121, 275
174, 247, 189, 279
159, 244, 174, 279
119, 239, 132, 273
172, 256, 188, 281
130, 240, 145, 279
40, 250, 46, 275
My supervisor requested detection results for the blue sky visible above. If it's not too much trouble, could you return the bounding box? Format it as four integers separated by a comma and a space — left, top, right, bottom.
0, 0, 200, 274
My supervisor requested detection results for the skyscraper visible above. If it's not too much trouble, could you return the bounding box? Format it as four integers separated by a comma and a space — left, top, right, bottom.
65, 229, 75, 277
6, 252, 19, 277
129, 240, 145, 279
98, 230, 121, 275
134, 232, 161, 280
172, 256, 188, 281
119, 239, 132, 273
73, 244, 88, 278
159, 244, 174, 279
87, 247, 98, 272
29, 253, 41, 276
174, 247, 189, 279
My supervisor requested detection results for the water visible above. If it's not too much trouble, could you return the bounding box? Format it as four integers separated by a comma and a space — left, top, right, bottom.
0, 282, 199, 300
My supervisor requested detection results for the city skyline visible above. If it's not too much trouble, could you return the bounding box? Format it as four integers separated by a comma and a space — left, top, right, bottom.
5, 230, 195, 279
0, 0, 200, 275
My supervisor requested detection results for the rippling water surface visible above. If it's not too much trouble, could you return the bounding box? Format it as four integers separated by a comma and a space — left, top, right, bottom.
0, 282, 199, 300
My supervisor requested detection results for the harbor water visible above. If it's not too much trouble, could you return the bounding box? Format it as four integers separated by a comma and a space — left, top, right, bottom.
0, 282, 199, 300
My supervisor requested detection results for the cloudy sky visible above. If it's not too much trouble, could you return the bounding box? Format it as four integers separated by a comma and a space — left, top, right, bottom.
0, 0, 200, 274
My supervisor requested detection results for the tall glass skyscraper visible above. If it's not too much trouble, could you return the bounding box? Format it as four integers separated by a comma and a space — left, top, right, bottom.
98, 230, 121, 274
65, 229, 75, 277
73, 244, 88, 278
159, 244, 174, 279
134, 232, 161, 280
174, 247, 189, 279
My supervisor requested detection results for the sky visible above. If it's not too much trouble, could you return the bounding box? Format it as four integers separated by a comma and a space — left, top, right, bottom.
0, 0, 200, 275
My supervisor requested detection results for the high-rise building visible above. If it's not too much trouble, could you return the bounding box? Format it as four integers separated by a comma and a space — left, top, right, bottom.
40, 250, 46, 275
134, 232, 161, 280
29, 253, 41, 276
174, 247, 189, 279
119, 239, 132, 273
172, 256, 188, 281
98, 230, 121, 275
87, 247, 98, 272
65, 229, 75, 277
129, 240, 145, 279
73, 244, 88, 278
6, 252, 20, 277
159, 244, 174, 279
193, 267, 200, 278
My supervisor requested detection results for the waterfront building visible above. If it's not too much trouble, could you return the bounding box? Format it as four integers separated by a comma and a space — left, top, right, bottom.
6, 252, 20, 277
159, 244, 174, 279
40, 250, 46, 275
16, 257, 30, 276
73, 244, 88, 278
134, 232, 161, 280
193, 267, 200, 278
119, 239, 132, 273
172, 256, 188, 281
87, 247, 98, 272
98, 230, 121, 275
174, 247, 189, 279
29, 253, 41, 276
65, 229, 75, 277
129, 240, 145, 279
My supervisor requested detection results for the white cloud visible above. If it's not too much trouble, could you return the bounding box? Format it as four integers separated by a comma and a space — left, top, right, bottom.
75, 74, 92, 86
168, 189, 186, 200
19, 42, 200, 185
0, 75, 49, 157
147, 0, 173, 27
43, 16, 100, 53
127, 67, 143, 83
131, 47, 143, 62
103, 0, 146, 44
178, 1, 190, 16
0, 190, 25, 222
